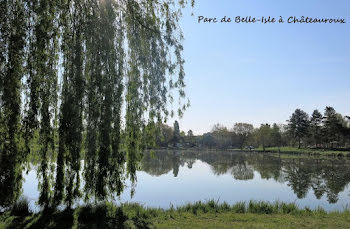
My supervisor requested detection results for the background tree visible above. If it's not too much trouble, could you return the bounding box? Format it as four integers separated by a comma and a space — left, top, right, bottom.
173, 120, 181, 145
157, 123, 173, 147
310, 110, 323, 148
201, 133, 216, 148
322, 107, 348, 148
232, 123, 254, 150
287, 109, 310, 149
257, 124, 272, 152
211, 123, 232, 149
271, 123, 282, 152
187, 130, 194, 137
185, 129, 194, 146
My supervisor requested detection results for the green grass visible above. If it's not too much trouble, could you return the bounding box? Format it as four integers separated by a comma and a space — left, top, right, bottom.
1, 200, 350, 229
169, 147, 350, 157
255, 146, 350, 157
154, 212, 350, 229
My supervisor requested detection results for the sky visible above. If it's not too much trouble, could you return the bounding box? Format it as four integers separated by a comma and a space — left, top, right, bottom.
171, 0, 350, 135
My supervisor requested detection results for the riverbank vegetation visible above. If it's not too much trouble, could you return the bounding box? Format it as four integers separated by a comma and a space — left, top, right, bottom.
156, 107, 350, 155
1, 200, 350, 229
255, 146, 350, 156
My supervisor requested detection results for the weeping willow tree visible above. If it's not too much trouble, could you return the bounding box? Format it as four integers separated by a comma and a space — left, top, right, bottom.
24, 0, 60, 210
0, 0, 193, 209
0, 0, 28, 208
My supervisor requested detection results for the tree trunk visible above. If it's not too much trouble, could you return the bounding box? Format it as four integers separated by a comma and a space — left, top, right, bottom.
263, 141, 265, 152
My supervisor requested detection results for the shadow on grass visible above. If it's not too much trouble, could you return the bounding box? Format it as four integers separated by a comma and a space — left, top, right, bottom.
6, 209, 74, 229
77, 202, 154, 229
5, 202, 155, 229
78, 203, 125, 229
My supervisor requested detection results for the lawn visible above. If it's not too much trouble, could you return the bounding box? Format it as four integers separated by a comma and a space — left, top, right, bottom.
255, 146, 350, 157
154, 212, 350, 229
1, 200, 350, 229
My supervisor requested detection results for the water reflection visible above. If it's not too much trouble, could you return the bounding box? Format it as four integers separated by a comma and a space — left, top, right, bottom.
2, 150, 350, 211
141, 151, 350, 204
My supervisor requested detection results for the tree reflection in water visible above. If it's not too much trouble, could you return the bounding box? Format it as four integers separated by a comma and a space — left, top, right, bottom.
141, 151, 350, 204
1, 151, 350, 209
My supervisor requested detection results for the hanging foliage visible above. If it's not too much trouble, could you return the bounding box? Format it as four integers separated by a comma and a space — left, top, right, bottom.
0, 0, 193, 208
0, 0, 27, 208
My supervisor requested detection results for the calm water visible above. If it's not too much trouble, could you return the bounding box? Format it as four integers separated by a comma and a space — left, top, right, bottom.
22, 151, 350, 211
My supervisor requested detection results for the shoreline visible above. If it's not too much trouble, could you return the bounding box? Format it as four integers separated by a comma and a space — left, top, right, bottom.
1, 200, 350, 228
151, 147, 350, 157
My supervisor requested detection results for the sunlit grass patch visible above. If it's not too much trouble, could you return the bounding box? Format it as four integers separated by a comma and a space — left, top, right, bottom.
2, 200, 350, 229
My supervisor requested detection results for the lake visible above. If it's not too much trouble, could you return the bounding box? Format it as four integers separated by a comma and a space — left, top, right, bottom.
21, 151, 350, 211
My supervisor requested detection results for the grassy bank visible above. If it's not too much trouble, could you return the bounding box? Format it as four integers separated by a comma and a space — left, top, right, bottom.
254, 146, 350, 157
1, 200, 350, 229
157, 147, 350, 157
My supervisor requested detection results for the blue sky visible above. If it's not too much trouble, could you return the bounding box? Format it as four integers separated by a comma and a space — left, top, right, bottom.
171, 0, 350, 134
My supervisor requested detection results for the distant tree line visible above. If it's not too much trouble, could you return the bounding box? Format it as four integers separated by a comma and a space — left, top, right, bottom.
157, 107, 350, 150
